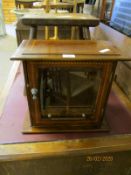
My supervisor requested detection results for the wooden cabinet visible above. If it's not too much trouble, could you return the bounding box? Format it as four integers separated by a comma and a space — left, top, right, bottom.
11, 39, 128, 132
25, 60, 114, 130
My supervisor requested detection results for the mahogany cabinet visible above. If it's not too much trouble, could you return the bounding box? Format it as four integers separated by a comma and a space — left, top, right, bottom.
11, 40, 127, 132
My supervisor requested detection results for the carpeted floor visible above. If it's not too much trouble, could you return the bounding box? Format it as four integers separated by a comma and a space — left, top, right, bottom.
0, 65, 131, 144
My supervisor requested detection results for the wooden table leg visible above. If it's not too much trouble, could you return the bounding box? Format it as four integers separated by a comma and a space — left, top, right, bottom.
29, 26, 37, 39
79, 26, 84, 39
84, 27, 91, 39
79, 26, 91, 40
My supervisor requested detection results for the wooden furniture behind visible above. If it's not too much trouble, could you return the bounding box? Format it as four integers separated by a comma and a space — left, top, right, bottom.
16, 20, 71, 45
10, 39, 130, 132
100, 0, 115, 21
40, 0, 84, 13
21, 13, 99, 39
15, 0, 41, 8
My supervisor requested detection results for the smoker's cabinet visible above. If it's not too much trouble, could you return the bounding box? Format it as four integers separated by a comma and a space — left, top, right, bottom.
26, 61, 114, 130
11, 40, 125, 132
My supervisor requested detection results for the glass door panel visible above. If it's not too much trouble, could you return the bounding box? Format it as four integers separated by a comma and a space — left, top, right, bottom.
39, 67, 102, 120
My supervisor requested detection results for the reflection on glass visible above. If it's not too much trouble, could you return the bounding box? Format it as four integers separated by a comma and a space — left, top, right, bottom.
39, 67, 102, 120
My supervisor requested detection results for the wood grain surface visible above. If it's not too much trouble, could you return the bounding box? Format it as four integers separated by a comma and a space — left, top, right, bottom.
10, 40, 129, 61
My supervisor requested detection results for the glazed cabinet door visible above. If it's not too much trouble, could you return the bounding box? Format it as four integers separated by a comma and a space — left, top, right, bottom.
24, 61, 115, 131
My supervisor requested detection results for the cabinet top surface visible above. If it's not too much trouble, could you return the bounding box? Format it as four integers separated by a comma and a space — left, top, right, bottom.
11, 40, 130, 61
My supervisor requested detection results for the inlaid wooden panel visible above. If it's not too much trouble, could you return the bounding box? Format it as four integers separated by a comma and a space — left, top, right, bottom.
11, 39, 128, 61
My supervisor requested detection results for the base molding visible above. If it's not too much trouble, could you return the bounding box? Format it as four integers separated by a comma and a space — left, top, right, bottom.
22, 111, 110, 134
